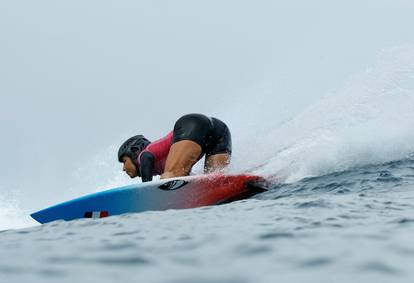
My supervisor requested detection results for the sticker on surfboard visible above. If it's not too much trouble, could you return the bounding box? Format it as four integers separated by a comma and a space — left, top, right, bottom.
158, 180, 189, 191
84, 211, 109, 219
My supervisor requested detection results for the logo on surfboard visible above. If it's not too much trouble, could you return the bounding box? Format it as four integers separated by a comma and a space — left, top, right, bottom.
158, 180, 189, 191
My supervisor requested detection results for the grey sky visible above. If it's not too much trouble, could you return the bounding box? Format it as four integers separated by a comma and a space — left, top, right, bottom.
1, 0, 414, 210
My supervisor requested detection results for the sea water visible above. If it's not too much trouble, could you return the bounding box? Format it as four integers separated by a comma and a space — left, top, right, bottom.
1, 48, 414, 283
1, 159, 414, 283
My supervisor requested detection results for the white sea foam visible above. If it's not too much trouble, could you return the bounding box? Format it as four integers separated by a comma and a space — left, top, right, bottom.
0, 192, 34, 231
233, 46, 414, 182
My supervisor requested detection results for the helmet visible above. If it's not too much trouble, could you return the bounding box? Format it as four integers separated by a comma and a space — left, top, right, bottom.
118, 135, 151, 163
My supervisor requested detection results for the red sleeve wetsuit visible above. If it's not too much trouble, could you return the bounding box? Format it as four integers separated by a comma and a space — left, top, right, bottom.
137, 131, 174, 182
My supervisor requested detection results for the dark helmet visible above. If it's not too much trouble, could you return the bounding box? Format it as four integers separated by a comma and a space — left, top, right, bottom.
118, 135, 151, 163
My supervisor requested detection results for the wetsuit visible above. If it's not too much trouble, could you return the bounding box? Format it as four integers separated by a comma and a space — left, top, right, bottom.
136, 114, 232, 182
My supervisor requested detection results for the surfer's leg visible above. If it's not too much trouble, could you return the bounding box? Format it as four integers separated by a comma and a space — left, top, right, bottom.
204, 117, 232, 173
204, 153, 231, 173
161, 140, 202, 179
161, 114, 212, 179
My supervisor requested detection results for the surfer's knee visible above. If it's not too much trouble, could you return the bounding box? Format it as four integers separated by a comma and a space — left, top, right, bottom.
160, 171, 176, 179
161, 167, 189, 179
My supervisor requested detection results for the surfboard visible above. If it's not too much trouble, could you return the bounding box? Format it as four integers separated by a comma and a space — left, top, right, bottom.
31, 174, 268, 224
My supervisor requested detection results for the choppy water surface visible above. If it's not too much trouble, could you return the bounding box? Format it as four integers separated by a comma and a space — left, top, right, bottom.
1, 158, 414, 283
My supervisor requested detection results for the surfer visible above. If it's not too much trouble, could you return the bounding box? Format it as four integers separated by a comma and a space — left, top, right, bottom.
118, 113, 232, 182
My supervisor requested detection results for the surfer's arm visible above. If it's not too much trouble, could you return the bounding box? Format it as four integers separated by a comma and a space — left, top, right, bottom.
139, 152, 155, 182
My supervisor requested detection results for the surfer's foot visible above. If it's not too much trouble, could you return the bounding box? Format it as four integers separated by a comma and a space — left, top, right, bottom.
161, 140, 202, 179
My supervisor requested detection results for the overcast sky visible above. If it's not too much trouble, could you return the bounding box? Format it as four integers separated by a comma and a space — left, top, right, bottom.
1, 0, 414, 210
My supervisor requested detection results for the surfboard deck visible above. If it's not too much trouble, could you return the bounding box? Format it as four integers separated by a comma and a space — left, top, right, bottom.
31, 174, 268, 224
